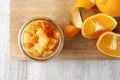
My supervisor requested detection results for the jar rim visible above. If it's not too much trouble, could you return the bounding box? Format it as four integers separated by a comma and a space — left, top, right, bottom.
18, 16, 64, 61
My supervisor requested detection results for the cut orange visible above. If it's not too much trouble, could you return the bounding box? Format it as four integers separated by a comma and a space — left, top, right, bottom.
64, 0, 95, 38
81, 13, 117, 39
96, 0, 120, 17
64, 25, 80, 38
71, 0, 95, 28
97, 32, 120, 57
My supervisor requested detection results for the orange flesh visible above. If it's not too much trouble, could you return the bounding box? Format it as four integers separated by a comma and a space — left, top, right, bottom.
93, 15, 115, 30
82, 14, 116, 38
64, 25, 80, 38
22, 20, 60, 58
98, 33, 120, 57
41, 21, 55, 38
117, 37, 120, 47
83, 19, 96, 37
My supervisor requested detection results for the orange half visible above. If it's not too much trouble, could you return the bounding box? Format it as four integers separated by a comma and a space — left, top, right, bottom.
97, 32, 120, 57
96, 0, 120, 17
81, 13, 117, 39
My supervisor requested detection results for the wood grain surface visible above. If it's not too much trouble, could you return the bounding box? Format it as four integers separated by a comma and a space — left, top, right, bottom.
1, 0, 120, 80
10, 0, 120, 60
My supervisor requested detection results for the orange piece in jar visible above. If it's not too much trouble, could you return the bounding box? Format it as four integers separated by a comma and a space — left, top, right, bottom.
29, 47, 41, 57
42, 50, 53, 57
53, 30, 60, 40
24, 21, 41, 34
41, 21, 57, 38
22, 20, 60, 58
31, 34, 38, 44
22, 32, 34, 49
48, 38, 58, 50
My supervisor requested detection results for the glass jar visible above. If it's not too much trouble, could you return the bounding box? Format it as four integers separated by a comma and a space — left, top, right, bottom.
18, 17, 64, 61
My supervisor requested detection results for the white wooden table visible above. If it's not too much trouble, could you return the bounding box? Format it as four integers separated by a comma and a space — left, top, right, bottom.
0, 0, 120, 80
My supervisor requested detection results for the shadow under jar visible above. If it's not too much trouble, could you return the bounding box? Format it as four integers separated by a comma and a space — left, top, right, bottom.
18, 17, 64, 61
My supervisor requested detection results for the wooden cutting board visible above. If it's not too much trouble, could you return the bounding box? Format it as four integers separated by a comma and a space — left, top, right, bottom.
10, 0, 120, 60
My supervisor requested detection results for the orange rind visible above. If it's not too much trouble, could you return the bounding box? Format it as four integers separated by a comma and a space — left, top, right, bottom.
97, 32, 120, 57
81, 13, 117, 39
64, 0, 95, 38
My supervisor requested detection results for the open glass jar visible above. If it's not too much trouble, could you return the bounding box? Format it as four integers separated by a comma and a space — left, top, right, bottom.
18, 17, 64, 61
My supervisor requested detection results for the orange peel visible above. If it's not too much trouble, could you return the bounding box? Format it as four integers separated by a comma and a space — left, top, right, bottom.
81, 13, 117, 39
71, 0, 95, 28
97, 32, 120, 57
64, 0, 95, 38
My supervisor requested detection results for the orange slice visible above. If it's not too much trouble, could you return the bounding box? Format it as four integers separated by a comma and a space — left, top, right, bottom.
64, 0, 95, 38
81, 13, 117, 39
97, 32, 120, 57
